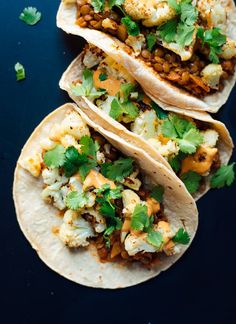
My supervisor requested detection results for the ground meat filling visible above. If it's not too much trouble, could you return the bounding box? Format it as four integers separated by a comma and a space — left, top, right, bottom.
75, 2, 236, 97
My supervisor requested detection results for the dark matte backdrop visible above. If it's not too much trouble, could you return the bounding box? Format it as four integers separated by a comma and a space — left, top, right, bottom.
0, 1, 236, 323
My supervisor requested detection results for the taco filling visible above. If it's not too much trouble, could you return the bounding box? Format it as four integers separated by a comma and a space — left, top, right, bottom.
20, 109, 190, 266
69, 45, 226, 195
62, 0, 236, 97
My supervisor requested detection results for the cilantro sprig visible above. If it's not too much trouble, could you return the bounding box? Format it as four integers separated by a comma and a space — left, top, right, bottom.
158, 0, 198, 48
180, 171, 202, 194
173, 228, 190, 244
197, 27, 226, 63
210, 163, 235, 189
161, 113, 203, 154
19, 7, 41, 26
91, 0, 105, 13
15, 63, 25, 81
101, 158, 134, 182
150, 185, 164, 203
71, 69, 106, 99
65, 191, 89, 210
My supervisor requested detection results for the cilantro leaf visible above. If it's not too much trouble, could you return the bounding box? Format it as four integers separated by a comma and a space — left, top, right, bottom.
158, 19, 178, 43
43, 145, 65, 168
168, 0, 181, 13
177, 128, 203, 154
79, 159, 97, 181
71, 69, 106, 99
173, 228, 190, 244
15, 63, 25, 81
168, 152, 186, 173
161, 119, 178, 138
95, 184, 122, 202
63, 146, 88, 178
181, 171, 202, 194
210, 163, 235, 189
147, 231, 163, 249
103, 225, 115, 248
121, 16, 140, 36
108, 0, 125, 9
101, 158, 134, 181
151, 102, 168, 120
19, 7, 41, 26
99, 201, 116, 218
110, 98, 139, 122
131, 204, 150, 231
99, 73, 107, 81
65, 191, 89, 210
180, 2, 198, 26
120, 83, 137, 102
91, 0, 105, 13
197, 27, 226, 63
80, 135, 98, 159
176, 23, 195, 47
147, 33, 157, 52
169, 114, 194, 138
150, 185, 164, 203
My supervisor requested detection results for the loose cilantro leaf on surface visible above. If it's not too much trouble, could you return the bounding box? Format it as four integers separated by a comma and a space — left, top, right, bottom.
147, 33, 157, 52
173, 228, 190, 244
151, 102, 168, 120
80, 135, 98, 159
131, 204, 150, 231
150, 185, 164, 203
110, 98, 139, 122
43, 145, 65, 168
158, 19, 178, 43
147, 231, 163, 249
121, 16, 140, 36
197, 27, 226, 63
15, 63, 25, 81
65, 191, 88, 210
91, 0, 105, 13
161, 113, 203, 154
19, 7, 41, 26
177, 128, 203, 154
108, 0, 125, 9
210, 163, 235, 189
99, 73, 108, 81
101, 158, 134, 181
71, 69, 106, 99
181, 171, 202, 194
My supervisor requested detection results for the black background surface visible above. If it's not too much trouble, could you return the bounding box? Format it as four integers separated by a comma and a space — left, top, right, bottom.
1, 1, 236, 323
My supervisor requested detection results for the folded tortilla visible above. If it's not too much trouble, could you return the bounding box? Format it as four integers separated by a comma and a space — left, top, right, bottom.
56, 1, 236, 113
13, 103, 198, 289
59, 52, 233, 200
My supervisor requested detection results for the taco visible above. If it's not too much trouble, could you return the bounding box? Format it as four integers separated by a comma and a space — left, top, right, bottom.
59, 45, 233, 200
57, 0, 236, 112
13, 103, 198, 288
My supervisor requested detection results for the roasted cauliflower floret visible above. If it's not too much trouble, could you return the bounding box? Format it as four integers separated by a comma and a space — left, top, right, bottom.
41, 182, 69, 210
82, 208, 106, 233
124, 0, 176, 27
160, 39, 195, 61
59, 210, 95, 247
201, 64, 223, 89
60, 134, 81, 150
124, 233, 156, 256
148, 138, 179, 157
83, 47, 103, 68
131, 110, 159, 140
125, 34, 146, 56
220, 39, 236, 60
153, 221, 173, 244
122, 170, 142, 191
60, 112, 90, 140
42, 168, 68, 186
200, 129, 219, 148
102, 18, 117, 30
20, 151, 42, 177
96, 95, 116, 115
40, 138, 56, 151
69, 174, 83, 192
197, 0, 227, 31
181, 146, 218, 175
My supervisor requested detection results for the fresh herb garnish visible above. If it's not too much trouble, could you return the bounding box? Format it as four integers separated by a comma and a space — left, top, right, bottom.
19, 7, 41, 26
99, 73, 108, 81
65, 191, 89, 210
151, 102, 168, 120
108, 0, 125, 9
43, 145, 66, 168
168, 152, 186, 173
110, 98, 139, 122
120, 83, 137, 102
161, 113, 203, 154
158, 0, 198, 47
15, 63, 25, 81
80, 135, 99, 160
181, 171, 202, 194
101, 158, 134, 181
210, 163, 235, 188
91, 0, 105, 13
146, 33, 157, 52
63, 146, 88, 177
173, 228, 190, 244
146, 231, 163, 249
197, 27, 226, 63
130, 204, 151, 231
121, 16, 140, 36
71, 69, 106, 99
150, 185, 164, 203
